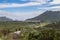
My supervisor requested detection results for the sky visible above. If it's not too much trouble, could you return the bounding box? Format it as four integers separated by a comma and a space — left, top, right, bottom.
0, 0, 60, 20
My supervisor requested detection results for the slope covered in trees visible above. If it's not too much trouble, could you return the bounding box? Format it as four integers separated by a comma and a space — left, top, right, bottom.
27, 11, 60, 22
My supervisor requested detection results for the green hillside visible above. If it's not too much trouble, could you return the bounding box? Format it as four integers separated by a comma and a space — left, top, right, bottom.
27, 11, 60, 22
0, 17, 13, 21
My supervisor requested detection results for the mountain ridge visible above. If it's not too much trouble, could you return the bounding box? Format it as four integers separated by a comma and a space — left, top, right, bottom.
27, 11, 60, 22
0, 16, 13, 21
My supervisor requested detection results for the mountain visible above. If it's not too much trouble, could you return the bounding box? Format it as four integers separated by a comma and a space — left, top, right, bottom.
27, 11, 60, 22
0, 17, 13, 21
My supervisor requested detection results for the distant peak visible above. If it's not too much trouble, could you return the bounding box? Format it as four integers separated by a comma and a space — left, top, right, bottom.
0, 16, 13, 21
27, 10, 60, 22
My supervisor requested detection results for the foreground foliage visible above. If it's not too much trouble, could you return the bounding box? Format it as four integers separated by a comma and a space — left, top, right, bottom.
0, 21, 60, 40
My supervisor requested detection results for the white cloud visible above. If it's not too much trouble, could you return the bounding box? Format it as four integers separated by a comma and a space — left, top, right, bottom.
50, 6, 60, 8
0, 0, 48, 20
38, 0, 60, 11
0, 10, 44, 20
31, 0, 48, 4
0, 0, 60, 9
0, 0, 49, 8
0, 2, 41, 8
50, 0, 60, 4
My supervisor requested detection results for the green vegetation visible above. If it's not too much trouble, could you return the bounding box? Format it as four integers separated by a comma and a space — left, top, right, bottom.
27, 11, 60, 22
0, 21, 60, 40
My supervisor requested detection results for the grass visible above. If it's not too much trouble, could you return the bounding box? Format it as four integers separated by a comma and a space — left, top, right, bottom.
0, 21, 60, 40
0, 38, 2, 40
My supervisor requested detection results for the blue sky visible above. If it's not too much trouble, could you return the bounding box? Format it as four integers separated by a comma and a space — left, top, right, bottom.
0, 0, 60, 20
